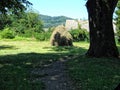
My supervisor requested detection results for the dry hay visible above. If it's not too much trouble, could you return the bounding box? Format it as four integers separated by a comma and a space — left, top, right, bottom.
50, 25, 73, 46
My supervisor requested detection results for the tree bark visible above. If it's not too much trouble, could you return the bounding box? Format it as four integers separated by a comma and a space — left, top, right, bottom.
86, 0, 119, 58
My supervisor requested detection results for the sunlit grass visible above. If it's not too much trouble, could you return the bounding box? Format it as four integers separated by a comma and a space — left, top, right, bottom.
0, 40, 51, 55
0, 40, 89, 55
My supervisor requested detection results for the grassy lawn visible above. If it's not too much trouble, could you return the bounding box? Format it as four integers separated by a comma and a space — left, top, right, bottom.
67, 45, 120, 90
0, 40, 120, 90
0, 40, 87, 90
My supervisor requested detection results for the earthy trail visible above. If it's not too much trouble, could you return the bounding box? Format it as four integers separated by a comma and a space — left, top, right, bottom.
31, 58, 75, 90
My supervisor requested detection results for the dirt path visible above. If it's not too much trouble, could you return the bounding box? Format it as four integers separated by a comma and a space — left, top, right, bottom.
31, 58, 75, 90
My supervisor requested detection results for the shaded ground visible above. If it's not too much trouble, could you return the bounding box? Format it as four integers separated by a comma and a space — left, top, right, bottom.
31, 57, 76, 90
0, 41, 88, 89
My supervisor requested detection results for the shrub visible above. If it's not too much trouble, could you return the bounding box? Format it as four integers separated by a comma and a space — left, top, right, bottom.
69, 29, 89, 42
0, 28, 15, 39
15, 29, 51, 41
50, 25, 73, 46
44, 32, 52, 41
34, 33, 45, 41
34, 32, 51, 41
19, 30, 34, 38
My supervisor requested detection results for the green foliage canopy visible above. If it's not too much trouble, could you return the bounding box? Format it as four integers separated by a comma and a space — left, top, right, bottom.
69, 29, 89, 42
0, 0, 32, 30
115, 0, 120, 42
10, 12, 44, 34
0, 0, 32, 14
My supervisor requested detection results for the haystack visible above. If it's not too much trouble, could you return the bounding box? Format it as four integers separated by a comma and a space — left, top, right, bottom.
50, 25, 73, 46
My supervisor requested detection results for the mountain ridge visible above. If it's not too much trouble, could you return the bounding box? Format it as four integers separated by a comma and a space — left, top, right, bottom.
39, 14, 74, 28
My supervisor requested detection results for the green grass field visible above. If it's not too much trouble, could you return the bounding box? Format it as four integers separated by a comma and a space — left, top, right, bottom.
0, 40, 120, 90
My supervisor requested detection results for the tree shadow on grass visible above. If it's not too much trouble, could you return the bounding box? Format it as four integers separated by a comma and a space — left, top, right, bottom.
0, 46, 87, 90
0, 45, 18, 50
0, 45, 120, 90
0, 45, 87, 69
0, 53, 63, 90
44, 46, 87, 55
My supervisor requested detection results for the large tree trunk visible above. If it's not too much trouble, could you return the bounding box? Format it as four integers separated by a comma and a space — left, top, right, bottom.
86, 0, 119, 58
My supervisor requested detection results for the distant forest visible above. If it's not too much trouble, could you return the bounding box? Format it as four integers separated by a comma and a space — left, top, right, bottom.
39, 14, 74, 28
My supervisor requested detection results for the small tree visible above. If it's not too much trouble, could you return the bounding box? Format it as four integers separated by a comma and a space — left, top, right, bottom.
9, 11, 43, 36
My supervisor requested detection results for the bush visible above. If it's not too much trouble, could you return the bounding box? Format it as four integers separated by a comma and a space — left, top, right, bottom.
34, 33, 45, 41
15, 29, 52, 41
32, 32, 51, 41
19, 30, 33, 38
50, 25, 73, 46
0, 28, 15, 39
69, 29, 89, 42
